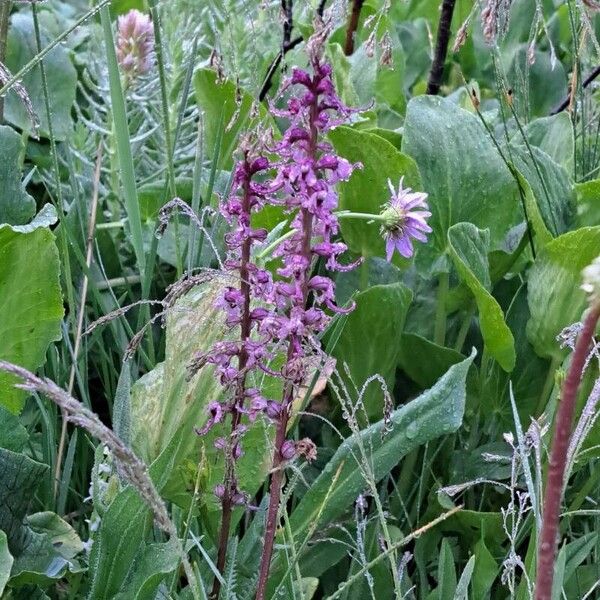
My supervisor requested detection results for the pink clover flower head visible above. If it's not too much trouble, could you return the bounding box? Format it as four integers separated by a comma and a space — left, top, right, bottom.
381, 177, 432, 261
116, 10, 154, 82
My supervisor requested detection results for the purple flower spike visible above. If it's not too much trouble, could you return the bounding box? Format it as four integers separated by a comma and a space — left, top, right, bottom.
381, 177, 432, 261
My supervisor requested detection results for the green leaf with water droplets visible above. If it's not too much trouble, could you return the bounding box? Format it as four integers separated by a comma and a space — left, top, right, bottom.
527, 227, 600, 360
402, 96, 522, 268
288, 350, 475, 539
0, 224, 63, 414
448, 223, 515, 371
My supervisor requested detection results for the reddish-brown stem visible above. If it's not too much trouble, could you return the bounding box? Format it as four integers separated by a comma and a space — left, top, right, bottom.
210, 165, 253, 600
255, 99, 319, 600
344, 0, 364, 55
535, 304, 600, 599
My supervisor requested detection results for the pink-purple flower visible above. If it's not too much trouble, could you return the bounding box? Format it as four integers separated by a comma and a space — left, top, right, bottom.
116, 10, 154, 83
381, 177, 432, 261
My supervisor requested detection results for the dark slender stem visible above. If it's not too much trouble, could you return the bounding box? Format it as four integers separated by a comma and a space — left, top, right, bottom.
258, 36, 302, 102
0, 0, 11, 123
258, 0, 329, 101
535, 304, 600, 599
254, 99, 319, 600
210, 166, 253, 600
343, 0, 364, 56
426, 0, 457, 95
551, 65, 600, 115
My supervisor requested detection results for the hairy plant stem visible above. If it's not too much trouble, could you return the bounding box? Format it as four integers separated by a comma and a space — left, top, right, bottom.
426, 0, 457, 95
211, 166, 253, 600
535, 304, 600, 599
344, 0, 364, 55
255, 99, 319, 600
0, 0, 11, 122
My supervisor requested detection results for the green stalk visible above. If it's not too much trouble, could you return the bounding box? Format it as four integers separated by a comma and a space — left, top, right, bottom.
0, 0, 11, 122
0, 0, 110, 98
147, 0, 182, 276
99, 5, 145, 275
32, 2, 78, 502
434, 271, 449, 346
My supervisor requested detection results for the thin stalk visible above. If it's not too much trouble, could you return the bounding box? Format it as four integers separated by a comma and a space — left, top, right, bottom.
325, 506, 463, 600
535, 356, 560, 416
32, 2, 78, 498
426, 0, 457, 95
344, 0, 364, 56
434, 271, 449, 346
0, 0, 11, 122
211, 164, 254, 600
100, 5, 146, 275
535, 304, 600, 599
147, 0, 181, 275
0, 0, 110, 98
188, 117, 204, 271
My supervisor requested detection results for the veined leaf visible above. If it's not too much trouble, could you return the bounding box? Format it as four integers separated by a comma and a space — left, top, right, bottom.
329, 126, 421, 260
527, 227, 600, 360
402, 96, 521, 264
289, 351, 475, 538
0, 125, 35, 225
329, 282, 413, 418
448, 223, 515, 371
0, 224, 63, 413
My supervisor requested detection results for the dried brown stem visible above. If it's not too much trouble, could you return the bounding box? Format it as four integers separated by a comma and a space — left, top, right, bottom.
535, 305, 600, 599
55, 142, 103, 498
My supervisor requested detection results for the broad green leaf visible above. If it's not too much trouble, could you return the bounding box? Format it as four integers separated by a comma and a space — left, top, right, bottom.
527, 227, 600, 359
0, 450, 48, 557
0, 125, 35, 225
512, 168, 553, 247
472, 538, 498, 598
506, 47, 567, 117
130, 283, 224, 463
448, 223, 515, 371
402, 96, 521, 262
561, 532, 597, 589
5, 11, 77, 140
398, 333, 466, 389
575, 179, 600, 228
521, 113, 574, 171
194, 69, 268, 169
329, 126, 421, 258
289, 351, 475, 538
454, 555, 475, 600
88, 418, 197, 600
0, 406, 28, 452
0, 530, 13, 596
113, 363, 131, 445
436, 538, 457, 600
0, 225, 63, 413
114, 541, 180, 600
0, 450, 82, 587
329, 283, 413, 418
510, 144, 573, 237
481, 281, 549, 424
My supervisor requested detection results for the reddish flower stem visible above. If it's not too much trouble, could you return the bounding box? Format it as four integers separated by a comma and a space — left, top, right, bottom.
254, 99, 319, 600
535, 304, 600, 599
211, 165, 253, 600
